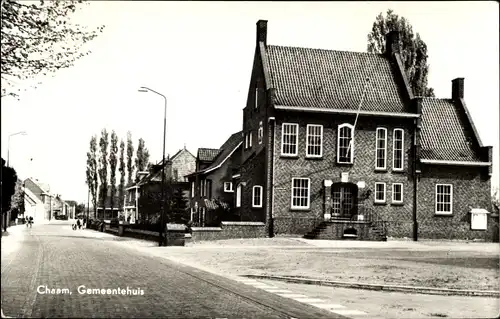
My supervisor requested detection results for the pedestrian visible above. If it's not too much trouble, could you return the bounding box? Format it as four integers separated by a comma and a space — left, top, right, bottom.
77, 218, 81, 230
29, 216, 33, 228
26, 216, 29, 227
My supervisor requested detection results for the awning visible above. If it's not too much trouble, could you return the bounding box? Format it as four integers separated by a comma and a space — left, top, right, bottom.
203, 199, 230, 211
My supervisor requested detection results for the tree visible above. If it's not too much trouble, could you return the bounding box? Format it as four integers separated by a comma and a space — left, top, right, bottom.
170, 186, 189, 224
126, 131, 134, 186
86, 135, 98, 218
109, 130, 118, 214
10, 179, 25, 221
135, 138, 150, 180
118, 139, 125, 210
98, 128, 109, 218
1, 0, 104, 98
1, 158, 17, 232
76, 203, 85, 216
367, 9, 435, 97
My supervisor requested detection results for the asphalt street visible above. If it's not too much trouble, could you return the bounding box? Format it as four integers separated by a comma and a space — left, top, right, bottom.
1, 222, 346, 319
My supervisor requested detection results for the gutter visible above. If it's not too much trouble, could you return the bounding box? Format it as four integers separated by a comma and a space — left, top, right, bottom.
420, 159, 491, 167
274, 105, 419, 118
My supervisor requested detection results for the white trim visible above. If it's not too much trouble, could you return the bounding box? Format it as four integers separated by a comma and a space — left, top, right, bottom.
191, 182, 195, 198
306, 124, 323, 158
374, 182, 386, 203
232, 174, 241, 179
375, 127, 387, 170
224, 182, 234, 193
255, 88, 259, 109
393, 128, 405, 171
258, 121, 263, 145
203, 141, 243, 174
125, 185, 139, 191
249, 131, 252, 147
252, 185, 263, 208
236, 183, 242, 208
290, 177, 311, 210
391, 183, 403, 204
274, 105, 420, 118
281, 123, 299, 157
337, 123, 354, 164
435, 184, 453, 215
421, 159, 491, 167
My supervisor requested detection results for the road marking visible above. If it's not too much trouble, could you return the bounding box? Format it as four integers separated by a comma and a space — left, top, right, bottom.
277, 293, 308, 299
310, 303, 346, 309
331, 309, 367, 316
293, 298, 324, 304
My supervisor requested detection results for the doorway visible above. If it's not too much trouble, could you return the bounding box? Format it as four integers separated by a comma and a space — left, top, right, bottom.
331, 183, 358, 219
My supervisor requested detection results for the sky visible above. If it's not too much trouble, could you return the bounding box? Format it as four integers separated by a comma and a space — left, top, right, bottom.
1, 1, 499, 203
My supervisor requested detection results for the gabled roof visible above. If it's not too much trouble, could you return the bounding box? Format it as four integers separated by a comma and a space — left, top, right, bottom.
420, 98, 481, 162
170, 147, 196, 162
65, 200, 78, 206
198, 148, 220, 162
264, 45, 411, 114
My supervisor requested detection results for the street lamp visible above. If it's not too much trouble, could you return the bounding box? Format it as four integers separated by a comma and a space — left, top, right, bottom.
138, 86, 167, 247
7, 131, 27, 167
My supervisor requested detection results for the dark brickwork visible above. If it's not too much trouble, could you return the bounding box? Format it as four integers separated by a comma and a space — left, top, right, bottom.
190, 222, 266, 241
417, 165, 496, 240
272, 112, 415, 236
240, 151, 266, 222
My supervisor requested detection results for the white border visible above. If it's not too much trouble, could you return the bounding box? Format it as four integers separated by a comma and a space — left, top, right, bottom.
375, 127, 387, 170
337, 123, 354, 164
393, 128, 404, 171
252, 185, 263, 208
306, 124, 323, 158
281, 123, 299, 157
435, 184, 453, 215
290, 177, 311, 210
374, 182, 386, 203
391, 183, 403, 204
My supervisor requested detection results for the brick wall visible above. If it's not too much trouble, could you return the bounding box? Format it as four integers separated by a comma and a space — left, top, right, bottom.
171, 149, 196, 182
272, 112, 416, 236
240, 151, 266, 222
190, 221, 266, 242
417, 165, 496, 240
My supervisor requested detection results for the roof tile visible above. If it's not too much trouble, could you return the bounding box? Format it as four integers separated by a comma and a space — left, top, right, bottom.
198, 148, 220, 162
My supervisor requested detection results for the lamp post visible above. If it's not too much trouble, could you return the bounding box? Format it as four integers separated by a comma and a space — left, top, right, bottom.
138, 86, 167, 246
7, 131, 27, 167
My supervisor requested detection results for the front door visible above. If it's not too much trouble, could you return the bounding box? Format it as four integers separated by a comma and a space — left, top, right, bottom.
331, 183, 357, 219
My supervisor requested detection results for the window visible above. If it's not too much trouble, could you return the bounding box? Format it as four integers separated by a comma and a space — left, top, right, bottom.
258, 121, 263, 144
201, 180, 205, 197
392, 183, 403, 204
224, 182, 233, 192
173, 169, 178, 181
291, 178, 310, 209
337, 123, 354, 163
375, 128, 387, 170
255, 88, 259, 109
306, 124, 323, 157
236, 184, 242, 207
244, 133, 249, 149
281, 123, 299, 156
435, 184, 453, 215
249, 131, 252, 147
252, 186, 263, 208
374, 182, 386, 203
393, 129, 404, 171
191, 182, 195, 198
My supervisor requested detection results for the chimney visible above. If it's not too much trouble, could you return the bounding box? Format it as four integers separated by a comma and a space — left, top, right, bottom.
452, 78, 464, 100
256, 20, 268, 46
385, 30, 401, 57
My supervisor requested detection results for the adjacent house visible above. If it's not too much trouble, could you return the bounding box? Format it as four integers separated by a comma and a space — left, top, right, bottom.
64, 200, 78, 219
24, 178, 53, 223
124, 147, 196, 223
186, 132, 243, 226
234, 20, 495, 241
96, 187, 121, 220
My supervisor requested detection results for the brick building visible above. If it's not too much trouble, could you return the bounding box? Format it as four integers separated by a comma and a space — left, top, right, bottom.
187, 132, 242, 226
235, 20, 495, 241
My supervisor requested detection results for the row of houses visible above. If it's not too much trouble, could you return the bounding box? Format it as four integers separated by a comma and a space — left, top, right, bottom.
23, 178, 77, 223
122, 20, 497, 241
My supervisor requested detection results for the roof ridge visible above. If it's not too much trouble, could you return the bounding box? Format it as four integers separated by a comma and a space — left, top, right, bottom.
268, 44, 383, 57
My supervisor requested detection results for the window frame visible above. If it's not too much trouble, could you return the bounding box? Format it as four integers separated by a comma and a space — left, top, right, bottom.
281, 123, 299, 157
258, 121, 263, 145
374, 182, 386, 204
391, 183, 403, 204
191, 182, 195, 198
252, 185, 263, 208
393, 128, 404, 171
224, 182, 233, 193
435, 184, 453, 215
337, 123, 354, 164
375, 127, 387, 170
290, 177, 311, 210
249, 130, 252, 147
306, 124, 323, 158
255, 88, 259, 109
236, 184, 242, 207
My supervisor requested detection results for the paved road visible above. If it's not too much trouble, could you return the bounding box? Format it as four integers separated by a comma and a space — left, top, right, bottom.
1, 222, 345, 318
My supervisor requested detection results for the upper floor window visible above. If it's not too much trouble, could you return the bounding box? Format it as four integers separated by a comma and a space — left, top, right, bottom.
249, 131, 252, 147
281, 123, 299, 156
374, 182, 386, 203
291, 178, 310, 209
393, 129, 404, 171
306, 124, 323, 157
435, 184, 453, 215
375, 128, 387, 170
258, 121, 263, 145
191, 182, 195, 198
255, 88, 259, 109
337, 123, 354, 164
224, 182, 233, 192
392, 183, 403, 204
173, 169, 178, 181
252, 185, 263, 208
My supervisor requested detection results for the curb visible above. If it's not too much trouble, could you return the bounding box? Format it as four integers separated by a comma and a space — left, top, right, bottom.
242, 274, 500, 298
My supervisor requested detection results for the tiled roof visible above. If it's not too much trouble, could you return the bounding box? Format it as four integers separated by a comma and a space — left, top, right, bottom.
202, 131, 242, 173
420, 98, 480, 162
198, 148, 220, 162
266, 45, 410, 113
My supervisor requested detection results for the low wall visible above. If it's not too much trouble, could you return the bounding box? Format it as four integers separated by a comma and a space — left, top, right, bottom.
190, 221, 266, 242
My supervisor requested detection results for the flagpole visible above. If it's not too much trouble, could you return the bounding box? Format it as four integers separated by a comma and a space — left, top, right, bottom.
346, 77, 370, 156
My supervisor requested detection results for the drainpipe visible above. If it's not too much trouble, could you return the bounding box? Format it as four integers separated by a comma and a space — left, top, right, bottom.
413, 99, 422, 241
267, 116, 276, 237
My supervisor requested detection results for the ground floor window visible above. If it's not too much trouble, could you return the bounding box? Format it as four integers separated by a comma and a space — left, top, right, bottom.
236, 184, 242, 207
392, 183, 403, 204
374, 182, 386, 203
252, 185, 263, 208
435, 184, 453, 214
291, 178, 310, 209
